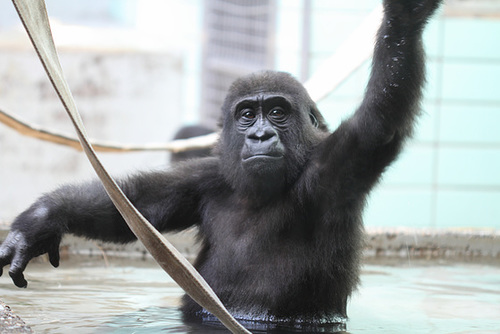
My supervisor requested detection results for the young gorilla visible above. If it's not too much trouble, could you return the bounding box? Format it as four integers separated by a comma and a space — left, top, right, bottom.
0, 0, 442, 327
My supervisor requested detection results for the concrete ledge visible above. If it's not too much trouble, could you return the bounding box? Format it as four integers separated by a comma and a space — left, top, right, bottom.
1, 227, 498, 263
58, 228, 201, 263
365, 227, 500, 259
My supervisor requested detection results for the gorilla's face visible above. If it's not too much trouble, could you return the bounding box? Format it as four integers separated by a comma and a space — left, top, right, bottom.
235, 93, 288, 176
216, 71, 329, 200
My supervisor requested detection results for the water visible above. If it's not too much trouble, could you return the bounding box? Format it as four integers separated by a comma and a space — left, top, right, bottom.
0, 257, 499, 333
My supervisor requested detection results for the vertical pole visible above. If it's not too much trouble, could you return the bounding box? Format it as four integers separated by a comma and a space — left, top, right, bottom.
300, 0, 312, 82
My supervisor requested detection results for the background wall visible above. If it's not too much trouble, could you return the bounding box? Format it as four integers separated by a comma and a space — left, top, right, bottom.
0, 0, 499, 230
0, 0, 197, 222
299, 1, 500, 229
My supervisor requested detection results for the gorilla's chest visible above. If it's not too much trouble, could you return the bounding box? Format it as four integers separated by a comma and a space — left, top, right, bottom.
200, 194, 320, 268
196, 192, 352, 312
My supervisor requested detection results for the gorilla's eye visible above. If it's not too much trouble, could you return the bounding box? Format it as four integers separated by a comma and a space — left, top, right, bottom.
269, 107, 286, 120
241, 109, 256, 120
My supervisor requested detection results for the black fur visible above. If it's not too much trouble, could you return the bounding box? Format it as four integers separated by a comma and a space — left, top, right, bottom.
170, 125, 214, 164
0, 0, 442, 327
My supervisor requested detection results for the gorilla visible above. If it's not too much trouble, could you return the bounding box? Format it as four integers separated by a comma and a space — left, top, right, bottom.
170, 125, 214, 164
0, 0, 442, 328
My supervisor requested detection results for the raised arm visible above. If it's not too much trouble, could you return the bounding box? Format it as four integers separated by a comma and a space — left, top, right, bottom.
0, 158, 216, 288
317, 0, 442, 193
351, 0, 442, 148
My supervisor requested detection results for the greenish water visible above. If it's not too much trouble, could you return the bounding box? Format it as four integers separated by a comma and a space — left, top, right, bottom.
0, 258, 499, 333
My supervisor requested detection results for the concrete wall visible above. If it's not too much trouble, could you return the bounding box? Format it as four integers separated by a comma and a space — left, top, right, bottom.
0, 29, 184, 223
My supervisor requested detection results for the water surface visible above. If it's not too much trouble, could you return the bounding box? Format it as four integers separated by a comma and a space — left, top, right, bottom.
0, 257, 498, 333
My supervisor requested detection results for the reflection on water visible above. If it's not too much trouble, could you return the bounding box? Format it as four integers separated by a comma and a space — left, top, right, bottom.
0, 257, 499, 333
102, 307, 347, 333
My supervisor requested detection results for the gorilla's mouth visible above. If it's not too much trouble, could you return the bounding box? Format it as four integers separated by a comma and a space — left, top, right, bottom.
242, 154, 283, 162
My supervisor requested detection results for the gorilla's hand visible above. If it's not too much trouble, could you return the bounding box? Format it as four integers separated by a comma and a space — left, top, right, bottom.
0, 226, 61, 288
383, 0, 443, 31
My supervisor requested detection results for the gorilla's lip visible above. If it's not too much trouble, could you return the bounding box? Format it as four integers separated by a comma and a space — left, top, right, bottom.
242, 154, 283, 161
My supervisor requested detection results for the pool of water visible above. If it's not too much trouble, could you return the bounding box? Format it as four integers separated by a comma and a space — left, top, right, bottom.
0, 257, 499, 333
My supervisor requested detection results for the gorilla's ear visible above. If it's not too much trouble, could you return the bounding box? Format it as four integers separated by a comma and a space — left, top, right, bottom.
309, 112, 319, 128
309, 105, 329, 132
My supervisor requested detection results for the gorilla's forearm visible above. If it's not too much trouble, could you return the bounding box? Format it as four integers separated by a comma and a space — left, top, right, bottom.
11, 180, 136, 243
11, 168, 203, 244
317, 0, 442, 200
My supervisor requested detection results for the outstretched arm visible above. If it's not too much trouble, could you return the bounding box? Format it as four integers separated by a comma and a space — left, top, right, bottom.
0, 158, 216, 288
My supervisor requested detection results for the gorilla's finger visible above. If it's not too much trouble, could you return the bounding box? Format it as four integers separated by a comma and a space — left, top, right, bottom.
9, 253, 29, 288
9, 270, 28, 288
48, 247, 60, 268
0, 248, 13, 277
0, 256, 8, 277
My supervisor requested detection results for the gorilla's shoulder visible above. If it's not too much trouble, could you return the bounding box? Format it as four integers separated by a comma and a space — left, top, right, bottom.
170, 156, 227, 188
171, 156, 220, 173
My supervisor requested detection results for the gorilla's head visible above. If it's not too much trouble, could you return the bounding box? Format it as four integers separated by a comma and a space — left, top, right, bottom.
216, 71, 329, 201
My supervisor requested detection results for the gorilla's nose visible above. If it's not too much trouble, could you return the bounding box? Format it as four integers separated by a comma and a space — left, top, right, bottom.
246, 122, 277, 143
